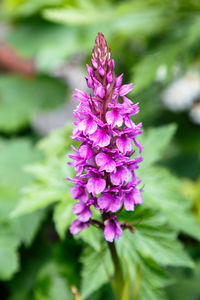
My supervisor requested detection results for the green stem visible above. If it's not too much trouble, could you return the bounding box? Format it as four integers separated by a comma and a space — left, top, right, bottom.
107, 241, 124, 300
132, 263, 141, 300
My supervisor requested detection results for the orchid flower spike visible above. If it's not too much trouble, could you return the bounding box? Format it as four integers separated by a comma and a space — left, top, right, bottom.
68, 33, 143, 242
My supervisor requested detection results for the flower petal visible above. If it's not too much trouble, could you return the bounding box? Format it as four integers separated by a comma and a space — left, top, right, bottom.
104, 221, 115, 242
119, 83, 134, 96
107, 71, 113, 83
90, 129, 111, 147
133, 188, 143, 204
78, 118, 97, 135
71, 185, 88, 203
79, 144, 93, 160
78, 206, 92, 222
116, 136, 132, 154
97, 193, 112, 210
115, 73, 123, 89
115, 219, 123, 239
86, 177, 106, 196
124, 189, 135, 211
95, 153, 116, 173
69, 219, 89, 235
109, 195, 122, 212
106, 110, 123, 128
110, 166, 130, 185
95, 85, 105, 98
72, 202, 85, 214
73, 89, 89, 102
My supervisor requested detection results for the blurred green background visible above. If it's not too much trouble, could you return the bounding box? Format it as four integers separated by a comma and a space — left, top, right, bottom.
0, 0, 200, 299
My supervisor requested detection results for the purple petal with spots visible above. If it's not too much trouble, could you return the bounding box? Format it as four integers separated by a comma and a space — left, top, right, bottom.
110, 166, 130, 186
69, 219, 89, 235
70, 185, 88, 203
116, 136, 132, 154
106, 109, 123, 128
89, 129, 111, 147
72, 201, 92, 222
124, 187, 143, 211
104, 218, 123, 242
98, 192, 122, 212
95, 153, 116, 173
78, 117, 97, 135
78, 144, 93, 160
86, 177, 106, 196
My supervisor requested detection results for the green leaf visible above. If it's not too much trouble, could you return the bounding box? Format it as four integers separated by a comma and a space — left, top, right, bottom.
0, 223, 20, 280
139, 166, 200, 240
11, 156, 70, 217
117, 228, 175, 300
38, 125, 74, 157
132, 16, 200, 92
11, 211, 45, 246
0, 75, 66, 132
80, 246, 113, 299
2, 0, 65, 17
34, 261, 74, 300
0, 138, 44, 279
120, 260, 131, 300
138, 124, 177, 166
166, 262, 200, 300
76, 226, 103, 252
135, 125, 200, 241
118, 212, 193, 267
11, 126, 75, 240
5, 20, 87, 71
53, 194, 74, 239
43, 6, 113, 26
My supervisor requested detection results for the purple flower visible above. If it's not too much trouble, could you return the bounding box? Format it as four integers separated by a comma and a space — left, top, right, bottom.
119, 83, 134, 96
104, 217, 123, 242
95, 153, 116, 173
78, 116, 97, 135
116, 135, 132, 154
72, 201, 92, 222
110, 166, 130, 186
86, 176, 106, 196
98, 192, 122, 213
71, 184, 88, 203
106, 109, 123, 128
68, 33, 143, 242
69, 219, 89, 235
89, 128, 111, 147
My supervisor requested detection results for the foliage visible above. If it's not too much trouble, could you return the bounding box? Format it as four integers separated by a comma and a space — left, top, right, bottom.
0, 138, 44, 280
10, 124, 200, 299
0, 0, 200, 299
0, 75, 67, 132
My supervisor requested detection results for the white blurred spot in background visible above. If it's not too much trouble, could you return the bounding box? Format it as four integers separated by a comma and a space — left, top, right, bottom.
161, 70, 200, 125
156, 64, 168, 82
190, 100, 200, 125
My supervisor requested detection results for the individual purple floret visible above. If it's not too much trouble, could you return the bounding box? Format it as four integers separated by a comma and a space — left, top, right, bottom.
68, 33, 143, 242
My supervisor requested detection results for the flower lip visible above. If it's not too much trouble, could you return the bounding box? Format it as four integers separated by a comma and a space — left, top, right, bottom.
104, 217, 123, 242
95, 152, 116, 173
86, 176, 106, 196
69, 219, 89, 235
